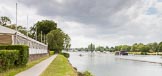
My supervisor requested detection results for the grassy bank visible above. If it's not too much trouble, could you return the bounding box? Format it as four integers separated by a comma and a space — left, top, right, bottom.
41, 54, 77, 76
128, 52, 162, 55
0, 56, 49, 76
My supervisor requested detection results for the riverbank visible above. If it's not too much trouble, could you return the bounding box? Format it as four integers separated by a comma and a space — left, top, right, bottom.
128, 52, 162, 55
41, 54, 78, 76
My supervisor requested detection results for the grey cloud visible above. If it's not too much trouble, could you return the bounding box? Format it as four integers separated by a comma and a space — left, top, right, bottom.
19, 0, 162, 46
20, 0, 140, 26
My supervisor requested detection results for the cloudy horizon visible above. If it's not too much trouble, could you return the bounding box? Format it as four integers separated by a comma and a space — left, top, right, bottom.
1, 0, 162, 48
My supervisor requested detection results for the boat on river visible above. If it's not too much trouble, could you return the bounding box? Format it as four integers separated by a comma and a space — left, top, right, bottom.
115, 51, 128, 55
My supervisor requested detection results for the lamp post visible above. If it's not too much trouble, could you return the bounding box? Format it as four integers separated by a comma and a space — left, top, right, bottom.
15, 3, 18, 44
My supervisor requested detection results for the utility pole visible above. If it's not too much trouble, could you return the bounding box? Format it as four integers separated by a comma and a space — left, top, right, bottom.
15, 3, 18, 44
44, 34, 46, 44
27, 15, 28, 37
36, 26, 37, 40
41, 31, 42, 42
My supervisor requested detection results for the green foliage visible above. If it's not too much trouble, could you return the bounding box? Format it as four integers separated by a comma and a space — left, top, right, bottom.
78, 71, 93, 76
88, 43, 95, 52
158, 42, 162, 52
30, 20, 57, 41
50, 51, 55, 55
61, 52, 70, 58
64, 34, 71, 51
0, 50, 19, 72
0, 45, 29, 66
47, 29, 67, 53
141, 52, 147, 55
0, 56, 49, 76
0, 16, 11, 26
147, 42, 158, 52
96, 46, 104, 51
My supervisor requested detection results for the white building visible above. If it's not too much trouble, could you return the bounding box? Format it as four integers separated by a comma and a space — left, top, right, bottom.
0, 25, 48, 55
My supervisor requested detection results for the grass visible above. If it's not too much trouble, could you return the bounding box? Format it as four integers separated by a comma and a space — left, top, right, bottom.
41, 54, 78, 76
0, 55, 49, 76
128, 52, 162, 55
50, 51, 55, 55
128, 52, 141, 55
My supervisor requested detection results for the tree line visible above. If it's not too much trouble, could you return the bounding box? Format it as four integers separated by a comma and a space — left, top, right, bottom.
0, 16, 71, 53
76, 42, 162, 53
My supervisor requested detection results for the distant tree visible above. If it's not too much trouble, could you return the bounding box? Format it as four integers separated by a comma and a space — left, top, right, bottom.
121, 45, 131, 51
147, 42, 158, 52
115, 45, 122, 51
88, 43, 95, 52
0, 16, 11, 26
130, 43, 138, 52
105, 46, 109, 51
109, 47, 115, 52
140, 45, 150, 55
158, 42, 162, 52
95, 46, 104, 51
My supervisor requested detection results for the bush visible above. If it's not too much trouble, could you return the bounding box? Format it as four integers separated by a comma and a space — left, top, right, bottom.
141, 52, 147, 55
50, 51, 54, 55
0, 50, 19, 72
0, 45, 29, 66
78, 71, 93, 76
61, 52, 70, 58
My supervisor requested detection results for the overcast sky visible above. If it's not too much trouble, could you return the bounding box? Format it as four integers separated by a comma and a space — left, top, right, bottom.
1, 0, 162, 48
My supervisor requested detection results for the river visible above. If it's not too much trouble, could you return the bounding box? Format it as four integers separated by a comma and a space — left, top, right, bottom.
68, 51, 162, 76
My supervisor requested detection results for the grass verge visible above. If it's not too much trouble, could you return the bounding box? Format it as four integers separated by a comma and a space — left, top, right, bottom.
0, 55, 49, 76
41, 54, 77, 76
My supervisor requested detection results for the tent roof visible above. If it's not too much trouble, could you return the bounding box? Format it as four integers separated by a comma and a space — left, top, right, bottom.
0, 25, 47, 46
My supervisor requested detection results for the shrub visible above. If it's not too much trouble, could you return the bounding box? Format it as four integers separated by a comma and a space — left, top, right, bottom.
78, 71, 93, 76
61, 52, 70, 58
0, 45, 29, 66
0, 50, 19, 72
50, 51, 54, 55
141, 52, 147, 55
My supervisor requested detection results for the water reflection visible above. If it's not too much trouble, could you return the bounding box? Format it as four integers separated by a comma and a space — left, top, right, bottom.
68, 52, 162, 76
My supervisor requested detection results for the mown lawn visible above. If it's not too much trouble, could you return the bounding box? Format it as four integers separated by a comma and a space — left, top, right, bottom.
41, 54, 77, 76
0, 56, 49, 76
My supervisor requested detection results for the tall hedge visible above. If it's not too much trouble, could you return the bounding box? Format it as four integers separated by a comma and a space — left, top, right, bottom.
0, 50, 19, 72
0, 45, 29, 66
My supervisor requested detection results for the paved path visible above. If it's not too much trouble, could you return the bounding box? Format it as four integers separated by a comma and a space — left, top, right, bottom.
16, 55, 57, 76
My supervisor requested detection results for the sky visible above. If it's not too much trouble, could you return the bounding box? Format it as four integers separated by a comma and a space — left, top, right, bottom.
0, 0, 162, 48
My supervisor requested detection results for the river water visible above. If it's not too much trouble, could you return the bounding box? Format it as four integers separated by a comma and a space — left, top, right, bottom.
68, 52, 162, 76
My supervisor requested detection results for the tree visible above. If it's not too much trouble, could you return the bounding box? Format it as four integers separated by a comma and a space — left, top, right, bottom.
30, 20, 57, 41
105, 46, 109, 51
115, 45, 122, 51
0, 16, 11, 26
147, 42, 158, 52
88, 43, 95, 52
120, 45, 131, 51
109, 47, 115, 52
47, 29, 67, 53
130, 43, 138, 52
140, 45, 149, 55
158, 42, 162, 52
64, 34, 71, 51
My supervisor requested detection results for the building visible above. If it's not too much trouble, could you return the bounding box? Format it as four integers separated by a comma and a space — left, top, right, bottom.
0, 25, 48, 61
